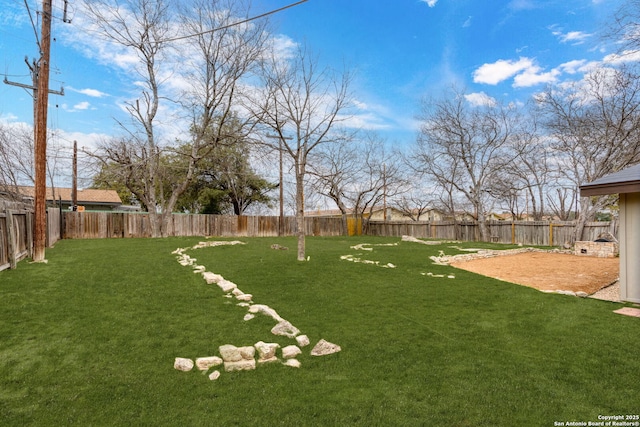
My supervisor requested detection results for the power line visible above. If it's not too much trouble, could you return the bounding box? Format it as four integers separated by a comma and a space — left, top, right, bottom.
163, 0, 309, 43
23, 0, 40, 47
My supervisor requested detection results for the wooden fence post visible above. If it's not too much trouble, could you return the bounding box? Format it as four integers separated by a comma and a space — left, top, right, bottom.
6, 210, 17, 269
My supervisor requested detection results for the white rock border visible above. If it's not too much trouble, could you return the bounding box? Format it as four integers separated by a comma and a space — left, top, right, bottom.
172, 240, 341, 381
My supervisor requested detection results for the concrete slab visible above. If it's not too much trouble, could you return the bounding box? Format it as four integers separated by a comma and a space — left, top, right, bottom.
613, 307, 640, 318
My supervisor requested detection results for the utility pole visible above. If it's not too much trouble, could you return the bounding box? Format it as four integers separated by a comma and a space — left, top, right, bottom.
3, 58, 64, 144
267, 134, 292, 236
72, 140, 78, 211
3, 0, 66, 262
33, 0, 53, 262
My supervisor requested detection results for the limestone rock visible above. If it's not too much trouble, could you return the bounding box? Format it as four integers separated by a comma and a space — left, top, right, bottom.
283, 359, 301, 368
244, 313, 255, 321
217, 280, 237, 293
238, 346, 256, 360
235, 293, 253, 302
296, 334, 310, 347
208, 370, 221, 381
174, 357, 194, 371
219, 344, 242, 362
224, 359, 256, 372
202, 272, 223, 284
248, 304, 283, 322
255, 341, 280, 363
196, 356, 223, 371
282, 345, 302, 359
271, 320, 300, 338
310, 339, 342, 356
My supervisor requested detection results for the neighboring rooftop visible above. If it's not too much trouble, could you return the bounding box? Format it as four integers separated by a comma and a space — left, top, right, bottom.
15, 186, 122, 206
580, 164, 640, 197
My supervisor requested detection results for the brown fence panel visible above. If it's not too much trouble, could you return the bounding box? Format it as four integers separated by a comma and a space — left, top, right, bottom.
58, 211, 619, 246
0, 200, 33, 271
0, 212, 8, 271
367, 219, 618, 247
46, 207, 60, 247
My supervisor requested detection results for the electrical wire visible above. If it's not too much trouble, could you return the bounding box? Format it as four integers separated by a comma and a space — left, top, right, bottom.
163, 0, 309, 43
23, 0, 40, 48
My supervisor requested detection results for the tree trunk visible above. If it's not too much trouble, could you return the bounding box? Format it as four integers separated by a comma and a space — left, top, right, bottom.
476, 204, 490, 242
341, 213, 348, 236
295, 169, 306, 261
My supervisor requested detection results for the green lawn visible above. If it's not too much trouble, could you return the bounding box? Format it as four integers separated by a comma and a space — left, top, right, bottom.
0, 236, 638, 426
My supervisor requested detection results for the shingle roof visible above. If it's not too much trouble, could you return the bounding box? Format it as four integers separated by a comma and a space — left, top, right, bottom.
580, 164, 640, 197
16, 186, 122, 205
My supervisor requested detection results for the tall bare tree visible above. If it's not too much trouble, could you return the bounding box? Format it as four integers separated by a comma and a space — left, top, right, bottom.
414, 88, 514, 241
537, 65, 640, 239
83, 0, 173, 236
255, 46, 352, 260
499, 106, 551, 220
84, 0, 268, 236
310, 131, 405, 234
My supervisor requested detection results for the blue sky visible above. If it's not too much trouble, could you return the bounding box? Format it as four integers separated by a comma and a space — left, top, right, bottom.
0, 0, 631, 153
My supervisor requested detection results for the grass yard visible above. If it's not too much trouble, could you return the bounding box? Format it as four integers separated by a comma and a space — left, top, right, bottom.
0, 236, 638, 426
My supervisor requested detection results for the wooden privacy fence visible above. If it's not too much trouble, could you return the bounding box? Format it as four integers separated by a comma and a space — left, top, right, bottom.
61, 211, 618, 246
0, 201, 61, 271
367, 220, 618, 246
0, 203, 32, 271
62, 212, 345, 239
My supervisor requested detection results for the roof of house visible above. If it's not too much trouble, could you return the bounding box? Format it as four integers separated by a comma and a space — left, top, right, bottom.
16, 186, 122, 205
580, 164, 640, 196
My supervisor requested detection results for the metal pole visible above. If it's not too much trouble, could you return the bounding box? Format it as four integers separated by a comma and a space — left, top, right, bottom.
267, 134, 292, 236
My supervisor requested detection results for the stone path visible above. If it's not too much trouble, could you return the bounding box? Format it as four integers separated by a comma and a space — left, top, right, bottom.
171, 240, 341, 381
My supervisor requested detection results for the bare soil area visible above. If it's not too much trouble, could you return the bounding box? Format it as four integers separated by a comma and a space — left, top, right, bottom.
450, 252, 619, 295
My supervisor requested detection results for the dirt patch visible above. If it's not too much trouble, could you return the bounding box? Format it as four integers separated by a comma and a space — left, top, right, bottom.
450, 252, 619, 295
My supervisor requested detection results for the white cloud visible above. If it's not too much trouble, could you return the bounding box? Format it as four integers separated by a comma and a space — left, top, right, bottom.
0, 113, 19, 123
462, 16, 472, 28
69, 87, 108, 98
61, 102, 93, 113
550, 27, 592, 45
419, 0, 438, 7
508, 0, 536, 11
353, 100, 369, 110
473, 57, 534, 85
513, 66, 560, 87
464, 92, 497, 107
603, 50, 640, 65
74, 102, 91, 111
559, 59, 589, 74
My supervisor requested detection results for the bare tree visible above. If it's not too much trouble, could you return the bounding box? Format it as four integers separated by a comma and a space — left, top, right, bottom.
83, 0, 173, 236
0, 123, 35, 192
499, 106, 551, 220
308, 133, 359, 234
84, 0, 268, 236
309, 131, 405, 234
414, 88, 514, 241
255, 46, 352, 260
537, 65, 640, 239
608, 0, 640, 56
392, 185, 434, 222
546, 187, 577, 221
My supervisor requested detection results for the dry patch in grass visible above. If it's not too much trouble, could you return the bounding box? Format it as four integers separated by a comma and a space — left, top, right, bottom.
450, 252, 619, 295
